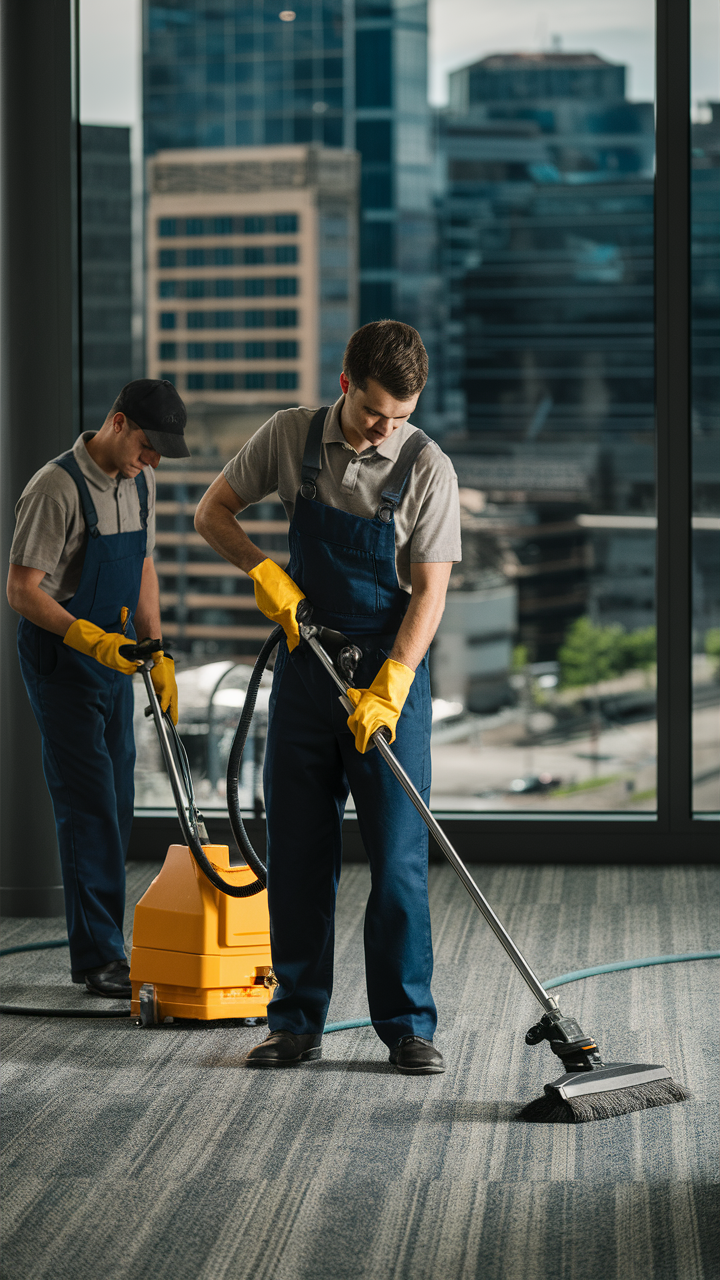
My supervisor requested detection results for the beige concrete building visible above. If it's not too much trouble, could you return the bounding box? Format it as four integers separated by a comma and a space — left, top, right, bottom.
146, 145, 359, 454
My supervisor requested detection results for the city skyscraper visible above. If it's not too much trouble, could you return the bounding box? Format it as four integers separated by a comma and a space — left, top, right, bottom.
143, 1, 436, 382
80, 124, 133, 430
435, 52, 658, 657
439, 52, 655, 443
144, 1, 348, 152
146, 144, 359, 416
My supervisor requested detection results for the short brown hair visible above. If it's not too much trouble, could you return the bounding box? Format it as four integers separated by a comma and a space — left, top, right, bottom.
343, 320, 428, 400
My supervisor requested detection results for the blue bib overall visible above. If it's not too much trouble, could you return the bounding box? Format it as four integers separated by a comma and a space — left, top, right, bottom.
17, 453, 148, 975
263, 409, 437, 1047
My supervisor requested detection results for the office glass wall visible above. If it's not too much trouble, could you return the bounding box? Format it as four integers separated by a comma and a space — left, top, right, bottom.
691, 0, 720, 813
78, 1, 693, 819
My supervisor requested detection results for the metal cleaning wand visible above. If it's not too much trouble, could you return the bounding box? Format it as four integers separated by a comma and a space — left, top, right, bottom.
299, 621, 558, 1015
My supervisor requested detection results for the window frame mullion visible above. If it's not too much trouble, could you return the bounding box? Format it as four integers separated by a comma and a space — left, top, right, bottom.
655, 0, 693, 832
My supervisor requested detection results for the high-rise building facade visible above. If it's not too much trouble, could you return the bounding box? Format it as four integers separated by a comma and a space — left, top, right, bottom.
690, 102, 720, 642
436, 52, 657, 656
146, 143, 358, 431
143, 1, 436, 398
144, 144, 357, 662
80, 124, 133, 429
353, 0, 434, 334
144, 1, 348, 152
439, 53, 655, 442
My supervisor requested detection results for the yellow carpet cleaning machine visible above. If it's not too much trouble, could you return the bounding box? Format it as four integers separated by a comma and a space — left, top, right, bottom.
127, 634, 277, 1027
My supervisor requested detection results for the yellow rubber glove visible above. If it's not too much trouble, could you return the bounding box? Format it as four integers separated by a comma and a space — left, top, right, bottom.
63, 619, 140, 674
150, 651, 178, 725
247, 558, 305, 652
346, 659, 415, 754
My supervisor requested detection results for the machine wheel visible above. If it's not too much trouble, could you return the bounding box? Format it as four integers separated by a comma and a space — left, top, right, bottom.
138, 983, 158, 1027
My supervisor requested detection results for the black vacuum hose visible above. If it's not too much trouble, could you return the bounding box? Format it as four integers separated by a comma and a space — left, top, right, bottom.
223, 624, 284, 892
153, 711, 264, 899
177, 623, 282, 898
139, 632, 282, 901
0, 942, 130, 1018
0, 1005, 131, 1018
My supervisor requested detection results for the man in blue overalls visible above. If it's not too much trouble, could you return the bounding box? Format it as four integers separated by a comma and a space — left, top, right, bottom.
7, 380, 188, 998
196, 322, 461, 1073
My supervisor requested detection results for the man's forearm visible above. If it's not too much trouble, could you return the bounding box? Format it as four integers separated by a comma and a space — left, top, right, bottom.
194, 496, 266, 573
134, 558, 162, 642
6, 579, 76, 636
390, 594, 444, 670
389, 562, 453, 672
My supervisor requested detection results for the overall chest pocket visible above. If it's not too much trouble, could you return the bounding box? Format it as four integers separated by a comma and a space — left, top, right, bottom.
88, 555, 142, 631
292, 531, 380, 618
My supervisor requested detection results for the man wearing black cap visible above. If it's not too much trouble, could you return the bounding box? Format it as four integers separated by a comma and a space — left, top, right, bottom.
6, 380, 189, 997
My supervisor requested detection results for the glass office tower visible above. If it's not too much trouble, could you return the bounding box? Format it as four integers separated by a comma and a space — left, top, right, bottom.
80, 124, 133, 430
144, 1, 347, 151
439, 53, 655, 443
143, 0, 435, 345
436, 54, 657, 662
427, 50, 667, 813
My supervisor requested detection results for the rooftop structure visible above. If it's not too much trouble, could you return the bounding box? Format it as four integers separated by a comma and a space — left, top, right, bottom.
449, 51, 627, 111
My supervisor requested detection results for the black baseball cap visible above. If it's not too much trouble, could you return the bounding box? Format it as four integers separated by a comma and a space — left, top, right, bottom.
113, 379, 190, 458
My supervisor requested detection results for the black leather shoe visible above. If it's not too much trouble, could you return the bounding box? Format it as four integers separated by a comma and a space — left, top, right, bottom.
389, 1036, 445, 1074
245, 1030, 322, 1066
82, 959, 132, 998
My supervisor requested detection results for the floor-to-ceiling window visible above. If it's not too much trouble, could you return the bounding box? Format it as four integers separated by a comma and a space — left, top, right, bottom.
76, 0, 717, 841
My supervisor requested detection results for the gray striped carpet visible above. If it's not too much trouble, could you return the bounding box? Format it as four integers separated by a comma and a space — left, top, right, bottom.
2, 863, 718, 1280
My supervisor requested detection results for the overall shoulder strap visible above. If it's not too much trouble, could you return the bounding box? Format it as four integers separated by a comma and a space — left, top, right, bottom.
52, 451, 100, 538
134, 470, 149, 531
300, 406, 331, 499
376, 431, 432, 523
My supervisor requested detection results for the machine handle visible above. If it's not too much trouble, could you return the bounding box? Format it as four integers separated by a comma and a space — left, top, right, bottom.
119, 637, 162, 661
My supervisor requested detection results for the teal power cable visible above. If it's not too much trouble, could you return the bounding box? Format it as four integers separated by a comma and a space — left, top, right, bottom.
322, 950, 720, 1033
542, 950, 720, 990
0, 941, 69, 957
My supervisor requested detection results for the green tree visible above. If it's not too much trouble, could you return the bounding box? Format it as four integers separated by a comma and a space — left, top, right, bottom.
511, 644, 529, 672
558, 617, 625, 688
621, 626, 656, 671
706, 628, 720, 679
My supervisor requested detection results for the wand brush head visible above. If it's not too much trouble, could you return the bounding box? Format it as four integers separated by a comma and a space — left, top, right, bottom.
519, 1062, 689, 1123
518, 1007, 689, 1123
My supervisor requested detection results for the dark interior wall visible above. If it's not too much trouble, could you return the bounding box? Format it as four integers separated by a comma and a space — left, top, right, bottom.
0, 0, 77, 915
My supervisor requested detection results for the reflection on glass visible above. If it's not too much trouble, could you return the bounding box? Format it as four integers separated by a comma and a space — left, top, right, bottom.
691, 0, 720, 814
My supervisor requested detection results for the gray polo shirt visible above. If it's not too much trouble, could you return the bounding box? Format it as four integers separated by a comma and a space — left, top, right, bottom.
10, 432, 157, 603
223, 397, 461, 593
